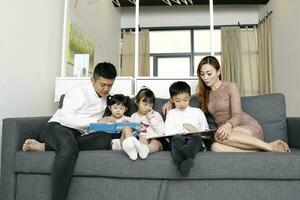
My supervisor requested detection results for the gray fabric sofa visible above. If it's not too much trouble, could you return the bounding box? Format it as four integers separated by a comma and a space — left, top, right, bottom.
1, 93, 300, 200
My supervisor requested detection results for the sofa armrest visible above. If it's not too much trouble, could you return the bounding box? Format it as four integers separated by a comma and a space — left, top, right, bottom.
287, 117, 300, 149
0, 116, 50, 200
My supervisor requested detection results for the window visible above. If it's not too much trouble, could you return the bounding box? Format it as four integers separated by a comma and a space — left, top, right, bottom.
149, 28, 221, 77
157, 57, 190, 77
194, 30, 221, 53
193, 30, 221, 76
150, 30, 191, 53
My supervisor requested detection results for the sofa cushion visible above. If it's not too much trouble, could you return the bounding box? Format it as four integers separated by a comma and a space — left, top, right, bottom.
15, 150, 300, 180
241, 93, 288, 142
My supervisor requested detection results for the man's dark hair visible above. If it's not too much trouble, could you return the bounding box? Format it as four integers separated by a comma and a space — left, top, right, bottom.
93, 62, 117, 79
169, 81, 191, 97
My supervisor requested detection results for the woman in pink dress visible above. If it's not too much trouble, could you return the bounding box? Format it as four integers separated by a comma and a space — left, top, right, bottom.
198, 56, 291, 152
164, 56, 289, 152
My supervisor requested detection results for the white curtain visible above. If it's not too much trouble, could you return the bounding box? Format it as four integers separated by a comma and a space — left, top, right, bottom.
121, 30, 150, 77
221, 27, 243, 92
257, 13, 274, 94
240, 27, 259, 96
221, 26, 259, 96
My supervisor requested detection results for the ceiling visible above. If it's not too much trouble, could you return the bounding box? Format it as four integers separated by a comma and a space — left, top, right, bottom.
112, 0, 270, 7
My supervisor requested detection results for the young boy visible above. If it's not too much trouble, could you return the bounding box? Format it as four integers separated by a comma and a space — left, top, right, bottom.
165, 81, 209, 177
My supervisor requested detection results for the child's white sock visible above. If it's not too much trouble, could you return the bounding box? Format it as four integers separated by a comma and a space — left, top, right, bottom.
111, 139, 122, 150
122, 137, 138, 160
132, 137, 149, 159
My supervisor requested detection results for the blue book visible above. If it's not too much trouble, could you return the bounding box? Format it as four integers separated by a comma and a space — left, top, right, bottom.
89, 122, 141, 134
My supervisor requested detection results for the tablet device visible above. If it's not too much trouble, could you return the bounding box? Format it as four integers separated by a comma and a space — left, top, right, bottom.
89, 122, 140, 134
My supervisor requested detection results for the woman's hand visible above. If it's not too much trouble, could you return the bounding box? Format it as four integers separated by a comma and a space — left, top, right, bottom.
162, 100, 173, 115
216, 122, 232, 141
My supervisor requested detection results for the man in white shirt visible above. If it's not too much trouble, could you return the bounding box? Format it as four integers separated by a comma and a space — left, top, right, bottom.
22, 62, 117, 200
165, 81, 209, 177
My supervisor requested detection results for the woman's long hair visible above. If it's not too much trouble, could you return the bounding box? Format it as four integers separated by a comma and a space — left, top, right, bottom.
196, 56, 221, 113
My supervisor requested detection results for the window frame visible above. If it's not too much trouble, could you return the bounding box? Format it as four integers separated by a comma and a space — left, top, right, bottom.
121, 25, 257, 77
147, 26, 221, 77
152, 54, 192, 76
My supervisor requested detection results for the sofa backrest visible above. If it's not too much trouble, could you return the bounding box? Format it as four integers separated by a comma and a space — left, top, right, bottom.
240, 93, 288, 142
59, 92, 288, 143
128, 93, 288, 143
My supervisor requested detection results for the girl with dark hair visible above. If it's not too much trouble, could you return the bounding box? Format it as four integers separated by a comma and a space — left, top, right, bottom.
100, 94, 141, 158
102, 94, 131, 121
129, 88, 166, 160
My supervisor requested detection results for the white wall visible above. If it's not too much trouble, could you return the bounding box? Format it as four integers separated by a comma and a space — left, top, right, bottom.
68, 0, 121, 75
259, 0, 300, 117
93, 0, 121, 69
0, 0, 65, 177
121, 5, 259, 28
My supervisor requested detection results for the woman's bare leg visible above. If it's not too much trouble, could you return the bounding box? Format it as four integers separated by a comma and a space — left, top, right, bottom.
215, 127, 289, 152
211, 142, 259, 152
269, 140, 290, 152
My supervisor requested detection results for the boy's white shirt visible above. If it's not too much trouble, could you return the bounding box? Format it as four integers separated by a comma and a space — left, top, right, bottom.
165, 106, 209, 135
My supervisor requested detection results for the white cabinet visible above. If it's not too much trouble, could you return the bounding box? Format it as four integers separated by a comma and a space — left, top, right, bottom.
135, 77, 198, 99
54, 76, 199, 101
54, 76, 135, 101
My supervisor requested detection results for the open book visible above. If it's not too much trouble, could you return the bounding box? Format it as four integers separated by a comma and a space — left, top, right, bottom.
89, 122, 141, 134
146, 129, 217, 139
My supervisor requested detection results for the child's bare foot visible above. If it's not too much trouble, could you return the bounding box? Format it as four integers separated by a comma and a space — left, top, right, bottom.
269, 140, 290, 152
22, 139, 45, 152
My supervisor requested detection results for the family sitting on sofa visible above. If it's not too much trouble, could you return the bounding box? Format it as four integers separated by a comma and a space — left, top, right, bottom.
21, 57, 290, 200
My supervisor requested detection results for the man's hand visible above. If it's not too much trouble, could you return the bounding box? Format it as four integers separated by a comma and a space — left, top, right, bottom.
183, 123, 198, 133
